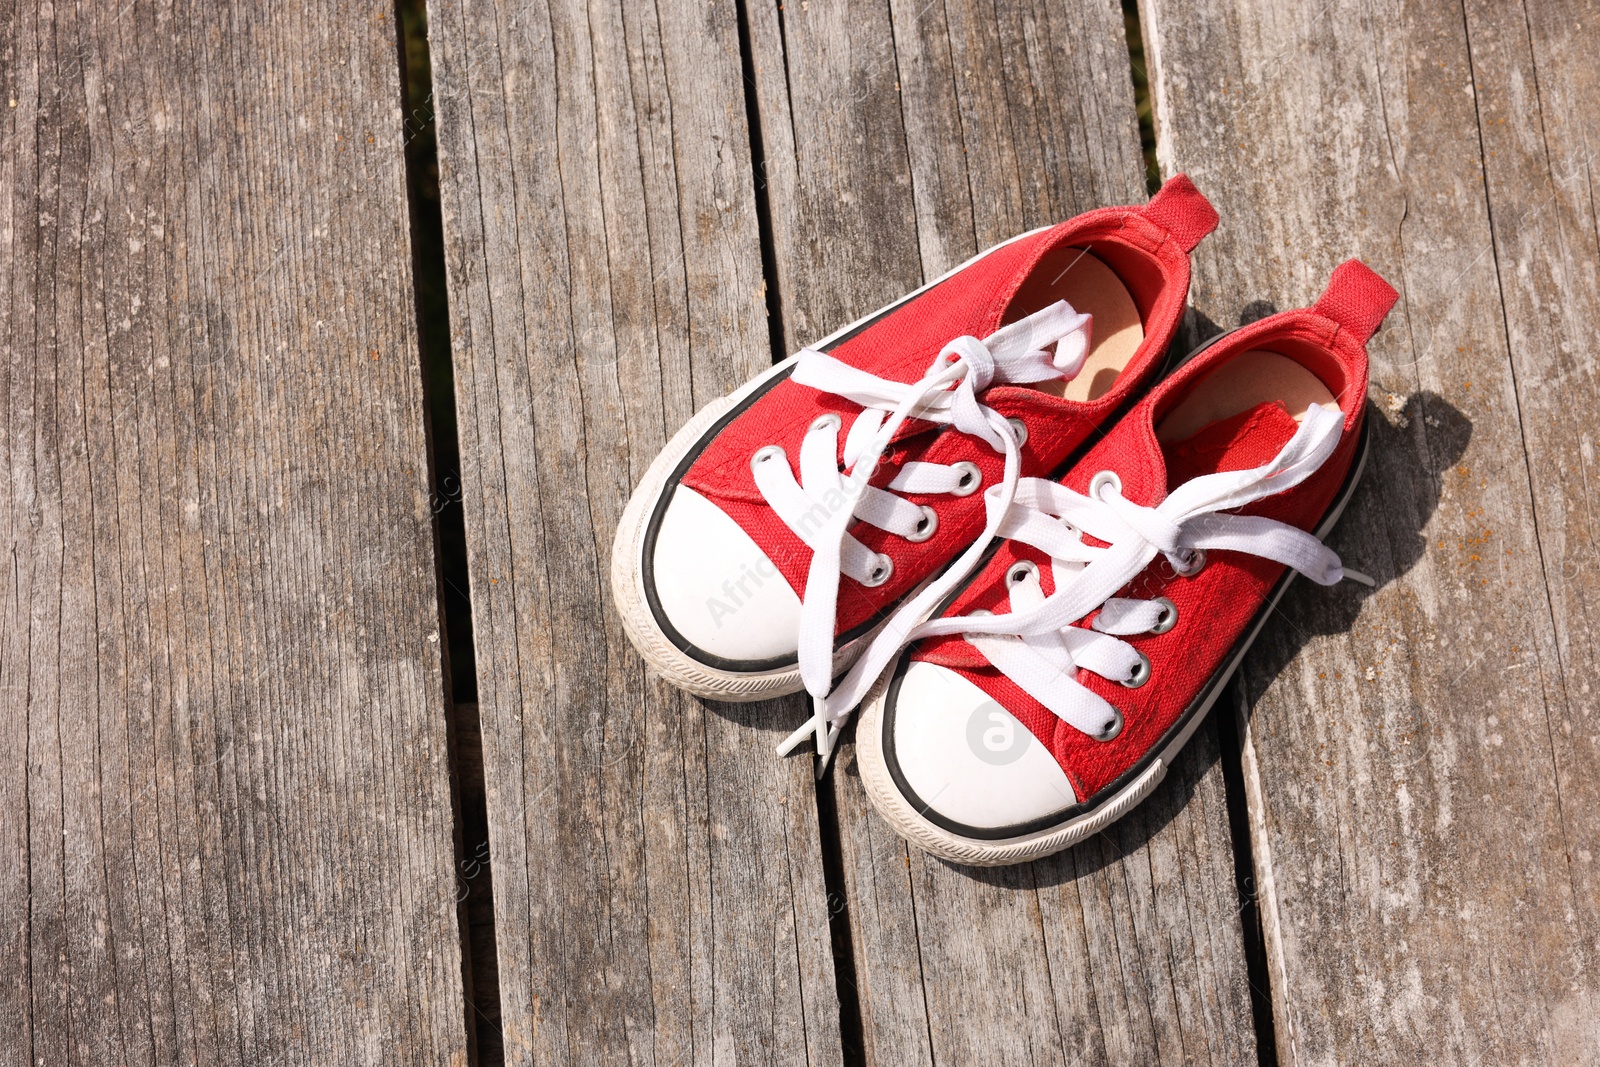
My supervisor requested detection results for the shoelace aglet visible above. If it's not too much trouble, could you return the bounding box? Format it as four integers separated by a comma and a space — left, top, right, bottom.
775, 695, 832, 757
774, 699, 844, 777
775, 717, 817, 757
814, 721, 842, 779
1344, 567, 1377, 587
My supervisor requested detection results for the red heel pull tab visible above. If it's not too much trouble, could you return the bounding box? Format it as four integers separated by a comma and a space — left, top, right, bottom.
1139, 174, 1220, 252
1314, 259, 1399, 344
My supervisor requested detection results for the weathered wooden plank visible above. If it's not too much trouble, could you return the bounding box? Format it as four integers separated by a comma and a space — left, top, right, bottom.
1466, 16, 1600, 1056
424, 0, 843, 1062
1141, 0, 1600, 1060
0, 3, 467, 1064
743, 0, 1261, 1061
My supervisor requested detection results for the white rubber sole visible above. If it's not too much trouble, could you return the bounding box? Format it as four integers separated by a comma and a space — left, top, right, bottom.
855, 426, 1370, 866
610, 227, 1049, 702
609, 358, 814, 700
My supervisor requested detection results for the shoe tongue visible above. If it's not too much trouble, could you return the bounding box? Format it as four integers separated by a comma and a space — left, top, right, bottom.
1163, 400, 1302, 492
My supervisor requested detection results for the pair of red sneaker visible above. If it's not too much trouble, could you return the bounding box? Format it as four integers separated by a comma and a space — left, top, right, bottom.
612, 176, 1397, 866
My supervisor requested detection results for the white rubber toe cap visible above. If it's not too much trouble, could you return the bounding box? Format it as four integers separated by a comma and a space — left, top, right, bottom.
890, 661, 1080, 831
651, 486, 803, 663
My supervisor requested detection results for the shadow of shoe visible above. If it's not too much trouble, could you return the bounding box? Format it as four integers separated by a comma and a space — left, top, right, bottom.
1234, 389, 1472, 696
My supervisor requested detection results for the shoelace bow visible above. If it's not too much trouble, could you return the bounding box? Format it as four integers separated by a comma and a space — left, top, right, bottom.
789, 402, 1373, 770
758, 301, 1094, 766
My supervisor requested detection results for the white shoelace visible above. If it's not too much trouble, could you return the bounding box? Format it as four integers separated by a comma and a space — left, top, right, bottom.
758, 301, 1094, 765
789, 402, 1372, 767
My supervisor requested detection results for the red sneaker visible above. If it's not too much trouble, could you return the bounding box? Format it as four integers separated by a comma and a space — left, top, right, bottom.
611, 177, 1220, 728
840, 260, 1398, 865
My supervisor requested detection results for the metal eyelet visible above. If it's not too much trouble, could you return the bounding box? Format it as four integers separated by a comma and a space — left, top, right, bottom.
810, 412, 841, 433
750, 444, 785, 470
862, 553, 894, 588
1006, 560, 1038, 586
906, 505, 938, 543
1120, 650, 1151, 689
1096, 710, 1124, 742
1149, 597, 1178, 634
1172, 548, 1207, 577
949, 461, 982, 496
1088, 469, 1122, 500
1006, 417, 1028, 447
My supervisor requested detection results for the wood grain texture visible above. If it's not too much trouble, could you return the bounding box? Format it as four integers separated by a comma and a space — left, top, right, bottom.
1140, 0, 1600, 1060
742, 0, 1261, 1060
423, 0, 843, 1062
0, 3, 467, 1065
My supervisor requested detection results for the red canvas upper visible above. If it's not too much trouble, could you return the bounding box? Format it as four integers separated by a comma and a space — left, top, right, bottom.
680, 176, 1219, 635
909, 260, 1397, 801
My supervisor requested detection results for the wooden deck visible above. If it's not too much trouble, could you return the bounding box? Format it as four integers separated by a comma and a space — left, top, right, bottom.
4, 0, 1596, 1063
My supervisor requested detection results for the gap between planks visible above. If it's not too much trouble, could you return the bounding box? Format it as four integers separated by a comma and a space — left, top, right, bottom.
394, 0, 505, 1063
